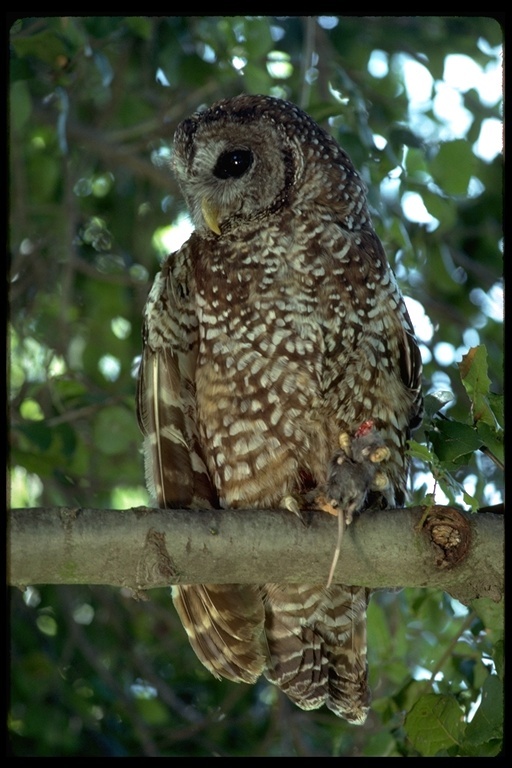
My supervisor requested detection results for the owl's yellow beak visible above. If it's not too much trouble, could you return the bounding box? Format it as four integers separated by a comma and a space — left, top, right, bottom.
201, 198, 222, 235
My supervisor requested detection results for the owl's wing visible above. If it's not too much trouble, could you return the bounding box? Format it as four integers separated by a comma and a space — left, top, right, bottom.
137, 247, 266, 682
137, 249, 216, 509
398, 304, 424, 434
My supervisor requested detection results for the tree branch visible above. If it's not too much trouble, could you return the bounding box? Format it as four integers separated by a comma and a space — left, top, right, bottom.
8, 505, 503, 605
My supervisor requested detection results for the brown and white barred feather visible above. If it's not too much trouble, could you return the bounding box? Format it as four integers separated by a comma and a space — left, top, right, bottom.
172, 584, 265, 684
137, 94, 422, 723
262, 584, 370, 722
137, 259, 213, 509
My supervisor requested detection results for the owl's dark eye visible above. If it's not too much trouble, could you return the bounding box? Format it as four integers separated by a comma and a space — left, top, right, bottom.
213, 149, 253, 179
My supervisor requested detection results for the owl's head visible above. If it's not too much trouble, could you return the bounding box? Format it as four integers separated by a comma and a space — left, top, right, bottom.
171, 94, 364, 237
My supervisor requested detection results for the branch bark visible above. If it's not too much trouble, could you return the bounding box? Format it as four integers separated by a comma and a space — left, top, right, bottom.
8, 505, 503, 605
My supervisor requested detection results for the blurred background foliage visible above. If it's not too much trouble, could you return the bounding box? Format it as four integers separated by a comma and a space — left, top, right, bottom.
9, 16, 503, 756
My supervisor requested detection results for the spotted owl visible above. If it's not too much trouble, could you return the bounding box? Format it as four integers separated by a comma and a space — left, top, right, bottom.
137, 94, 423, 724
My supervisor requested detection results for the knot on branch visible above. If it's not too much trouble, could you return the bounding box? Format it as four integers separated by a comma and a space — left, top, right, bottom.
420, 506, 472, 569
136, 528, 178, 588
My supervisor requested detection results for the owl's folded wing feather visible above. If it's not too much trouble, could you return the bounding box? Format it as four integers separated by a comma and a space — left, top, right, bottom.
136, 253, 216, 509
398, 315, 424, 434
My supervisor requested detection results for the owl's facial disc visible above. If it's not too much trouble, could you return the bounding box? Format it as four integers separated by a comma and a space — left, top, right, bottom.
174, 112, 291, 236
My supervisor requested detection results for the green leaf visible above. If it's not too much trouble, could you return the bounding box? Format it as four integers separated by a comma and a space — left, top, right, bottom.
487, 392, 504, 428
11, 448, 56, 478
27, 154, 60, 203
428, 419, 483, 466
435, 470, 479, 512
404, 693, 465, 756
243, 62, 272, 94
11, 29, 69, 65
51, 377, 89, 407
460, 739, 503, 757
430, 139, 475, 196
407, 438, 436, 464
362, 730, 398, 757
244, 17, 273, 59
423, 390, 454, 418
463, 675, 503, 751
9, 80, 32, 133
471, 598, 504, 642
475, 421, 504, 466
491, 638, 504, 680
16, 422, 53, 451
53, 422, 77, 458
404, 146, 429, 178
458, 345, 497, 427
134, 697, 170, 727
93, 405, 140, 456
124, 17, 153, 40
421, 189, 457, 230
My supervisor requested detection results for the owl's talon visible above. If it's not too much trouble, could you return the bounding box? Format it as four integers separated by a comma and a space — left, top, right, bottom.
280, 494, 309, 526
280, 494, 300, 514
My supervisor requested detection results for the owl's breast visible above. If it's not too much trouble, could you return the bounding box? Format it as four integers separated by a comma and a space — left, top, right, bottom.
191, 251, 335, 506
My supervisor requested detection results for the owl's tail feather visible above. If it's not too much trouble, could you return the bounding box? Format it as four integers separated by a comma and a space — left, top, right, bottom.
262, 584, 370, 724
172, 584, 267, 684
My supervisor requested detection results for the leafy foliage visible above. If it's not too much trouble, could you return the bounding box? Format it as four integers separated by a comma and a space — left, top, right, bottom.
9, 16, 503, 756
410, 344, 504, 511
